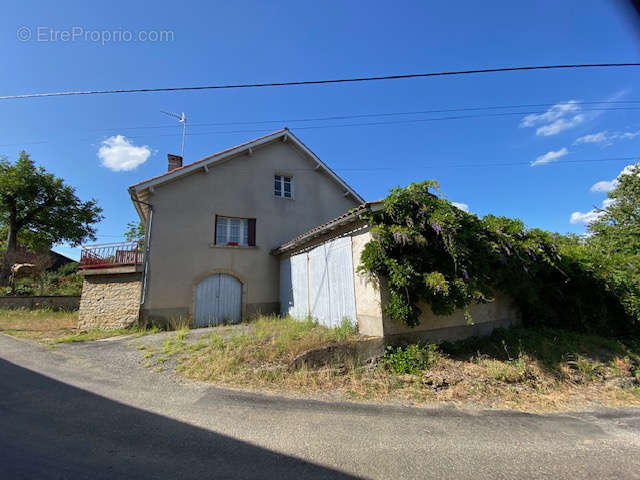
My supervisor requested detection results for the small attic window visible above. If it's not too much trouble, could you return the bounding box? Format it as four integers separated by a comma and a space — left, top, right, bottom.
274, 175, 293, 199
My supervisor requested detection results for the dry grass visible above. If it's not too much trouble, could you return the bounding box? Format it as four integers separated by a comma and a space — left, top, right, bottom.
0, 308, 78, 341
173, 317, 640, 412
0, 308, 154, 344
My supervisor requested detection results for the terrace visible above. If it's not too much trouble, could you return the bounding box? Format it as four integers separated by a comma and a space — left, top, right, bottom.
79, 241, 144, 270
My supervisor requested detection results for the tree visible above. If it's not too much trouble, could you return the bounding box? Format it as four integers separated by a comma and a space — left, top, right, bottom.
588, 163, 640, 257
124, 220, 145, 246
0, 151, 103, 284
585, 163, 640, 321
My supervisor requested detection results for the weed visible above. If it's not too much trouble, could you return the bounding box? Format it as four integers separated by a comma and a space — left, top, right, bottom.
332, 317, 357, 342
382, 344, 440, 375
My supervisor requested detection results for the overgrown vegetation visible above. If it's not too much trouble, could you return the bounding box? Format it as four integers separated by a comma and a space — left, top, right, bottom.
359, 165, 640, 336
382, 344, 440, 375
0, 261, 83, 297
173, 316, 359, 382
166, 318, 640, 411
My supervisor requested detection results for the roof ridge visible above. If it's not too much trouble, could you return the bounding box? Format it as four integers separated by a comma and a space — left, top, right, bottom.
129, 128, 288, 189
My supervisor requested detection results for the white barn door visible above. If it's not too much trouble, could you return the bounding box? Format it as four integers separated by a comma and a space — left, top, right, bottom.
325, 237, 357, 327
280, 236, 356, 328
280, 253, 309, 319
194, 274, 242, 327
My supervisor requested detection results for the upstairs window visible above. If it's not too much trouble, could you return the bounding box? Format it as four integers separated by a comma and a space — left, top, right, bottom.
215, 216, 256, 246
274, 175, 293, 199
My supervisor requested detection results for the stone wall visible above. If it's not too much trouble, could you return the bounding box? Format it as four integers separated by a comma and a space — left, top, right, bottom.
0, 296, 80, 311
78, 273, 142, 330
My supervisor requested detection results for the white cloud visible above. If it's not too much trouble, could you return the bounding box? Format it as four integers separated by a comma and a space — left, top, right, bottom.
575, 129, 640, 146
590, 179, 617, 193
520, 100, 585, 136
589, 164, 638, 193
570, 197, 616, 225
520, 100, 580, 127
531, 147, 568, 167
575, 131, 608, 144
452, 202, 469, 212
98, 135, 151, 172
619, 130, 640, 140
570, 209, 603, 225
536, 114, 585, 136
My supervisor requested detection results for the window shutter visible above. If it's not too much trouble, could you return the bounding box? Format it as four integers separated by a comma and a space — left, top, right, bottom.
248, 218, 256, 246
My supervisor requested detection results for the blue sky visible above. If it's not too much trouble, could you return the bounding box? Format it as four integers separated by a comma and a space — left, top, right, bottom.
1, 1, 639, 259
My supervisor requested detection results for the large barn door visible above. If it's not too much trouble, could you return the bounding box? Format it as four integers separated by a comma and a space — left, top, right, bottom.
325, 237, 357, 327
280, 253, 309, 319
280, 236, 356, 328
194, 274, 242, 327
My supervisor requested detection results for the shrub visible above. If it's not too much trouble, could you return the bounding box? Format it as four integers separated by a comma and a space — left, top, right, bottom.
382, 343, 440, 375
358, 180, 639, 337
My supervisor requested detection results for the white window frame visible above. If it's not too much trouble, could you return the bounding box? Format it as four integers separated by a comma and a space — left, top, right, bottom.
215, 216, 249, 246
274, 174, 294, 199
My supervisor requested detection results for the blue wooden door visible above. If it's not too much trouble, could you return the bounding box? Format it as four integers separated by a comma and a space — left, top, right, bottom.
194, 274, 242, 327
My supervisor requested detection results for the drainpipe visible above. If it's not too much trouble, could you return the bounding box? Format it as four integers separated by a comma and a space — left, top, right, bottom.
131, 199, 154, 322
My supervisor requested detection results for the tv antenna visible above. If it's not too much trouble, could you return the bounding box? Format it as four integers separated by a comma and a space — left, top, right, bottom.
160, 110, 187, 157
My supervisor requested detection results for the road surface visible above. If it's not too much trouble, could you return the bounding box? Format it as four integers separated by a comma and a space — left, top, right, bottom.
1, 333, 639, 479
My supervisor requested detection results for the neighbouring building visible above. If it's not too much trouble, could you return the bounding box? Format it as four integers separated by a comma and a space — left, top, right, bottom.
78, 129, 519, 341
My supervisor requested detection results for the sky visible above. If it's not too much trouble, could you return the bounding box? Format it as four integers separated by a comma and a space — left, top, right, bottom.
1, 1, 639, 259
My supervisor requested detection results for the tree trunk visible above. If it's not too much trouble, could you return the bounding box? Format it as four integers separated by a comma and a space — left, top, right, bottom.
0, 221, 18, 286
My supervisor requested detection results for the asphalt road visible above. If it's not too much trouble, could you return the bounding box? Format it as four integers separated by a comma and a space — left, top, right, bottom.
1, 333, 639, 479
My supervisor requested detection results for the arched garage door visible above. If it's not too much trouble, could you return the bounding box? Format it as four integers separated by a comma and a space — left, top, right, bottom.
194, 274, 242, 327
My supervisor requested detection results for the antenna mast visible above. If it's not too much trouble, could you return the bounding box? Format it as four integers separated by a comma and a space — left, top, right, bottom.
160, 110, 187, 157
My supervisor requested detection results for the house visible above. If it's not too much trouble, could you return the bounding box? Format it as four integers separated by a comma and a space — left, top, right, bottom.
77, 129, 518, 340
77, 129, 362, 329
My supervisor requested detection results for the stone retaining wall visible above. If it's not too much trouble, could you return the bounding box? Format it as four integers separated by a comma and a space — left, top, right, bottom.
0, 296, 80, 311
78, 273, 142, 330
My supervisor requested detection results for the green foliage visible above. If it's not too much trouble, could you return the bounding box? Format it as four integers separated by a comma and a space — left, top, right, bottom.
1, 262, 82, 296
441, 327, 639, 373
359, 179, 639, 336
0, 152, 103, 247
382, 343, 440, 375
125, 220, 146, 245
333, 317, 357, 341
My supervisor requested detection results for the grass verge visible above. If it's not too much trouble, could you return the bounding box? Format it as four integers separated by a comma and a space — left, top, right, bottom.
170, 318, 640, 412
0, 308, 79, 341
0, 308, 158, 344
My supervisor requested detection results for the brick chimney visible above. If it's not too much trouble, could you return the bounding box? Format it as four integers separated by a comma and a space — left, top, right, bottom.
167, 154, 183, 171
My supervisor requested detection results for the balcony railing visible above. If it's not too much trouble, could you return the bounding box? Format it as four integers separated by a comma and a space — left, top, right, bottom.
79, 241, 144, 269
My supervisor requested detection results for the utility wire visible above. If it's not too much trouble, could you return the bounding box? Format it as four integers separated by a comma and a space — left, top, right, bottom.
99, 102, 640, 132
3, 106, 640, 147
1, 63, 639, 100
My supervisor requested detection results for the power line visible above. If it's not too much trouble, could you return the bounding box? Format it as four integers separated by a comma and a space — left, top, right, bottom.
331, 156, 640, 171
1, 63, 639, 101
103, 102, 640, 132
3, 106, 640, 148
